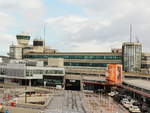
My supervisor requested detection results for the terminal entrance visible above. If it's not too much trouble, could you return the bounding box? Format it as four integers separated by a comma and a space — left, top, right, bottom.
43, 76, 63, 87
65, 79, 80, 91
21, 76, 64, 87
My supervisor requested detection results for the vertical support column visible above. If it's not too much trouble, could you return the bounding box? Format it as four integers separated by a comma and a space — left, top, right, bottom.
80, 74, 84, 91
80, 80, 84, 91
29, 79, 32, 87
44, 81, 46, 87
25, 79, 27, 103
63, 77, 66, 90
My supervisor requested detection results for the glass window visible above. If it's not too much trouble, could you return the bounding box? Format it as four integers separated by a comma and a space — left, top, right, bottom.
24, 55, 122, 60
64, 62, 120, 67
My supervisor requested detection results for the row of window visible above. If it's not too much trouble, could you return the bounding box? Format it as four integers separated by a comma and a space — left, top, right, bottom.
16, 35, 30, 40
0, 68, 64, 77
66, 72, 99, 76
26, 69, 64, 76
142, 56, 150, 61
141, 64, 150, 68
24, 55, 122, 60
64, 62, 120, 67
0, 69, 25, 77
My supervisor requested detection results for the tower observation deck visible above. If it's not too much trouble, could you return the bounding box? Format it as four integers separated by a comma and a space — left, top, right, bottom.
16, 32, 30, 46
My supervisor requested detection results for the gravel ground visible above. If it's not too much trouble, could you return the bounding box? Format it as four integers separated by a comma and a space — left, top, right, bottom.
44, 90, 85, 113
43, 90, 129, 113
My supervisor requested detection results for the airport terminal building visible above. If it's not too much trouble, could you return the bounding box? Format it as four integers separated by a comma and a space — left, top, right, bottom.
0, 32, 148, 90
9, 33, 150, 73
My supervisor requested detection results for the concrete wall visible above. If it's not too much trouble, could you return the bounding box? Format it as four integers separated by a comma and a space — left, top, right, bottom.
10, 46, 23, 59
48, 58, 64, 67
0, 56, 10, 64
6, 64, 26, 77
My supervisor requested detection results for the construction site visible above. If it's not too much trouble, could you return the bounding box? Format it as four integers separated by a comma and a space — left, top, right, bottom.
0, 62, 149, 113
0, 63, 148, 113
0, 86, 129, 113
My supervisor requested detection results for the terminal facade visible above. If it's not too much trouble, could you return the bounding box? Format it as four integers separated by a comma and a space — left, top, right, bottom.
0, 32, 148, 91
9, 33, 150, 73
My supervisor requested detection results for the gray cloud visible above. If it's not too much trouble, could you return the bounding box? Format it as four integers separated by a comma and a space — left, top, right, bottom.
0, 0, 45, 55
46, 16, 122, 51
0, 0, 45, 33
0, 0, 150, 54
47, 0, 150, 52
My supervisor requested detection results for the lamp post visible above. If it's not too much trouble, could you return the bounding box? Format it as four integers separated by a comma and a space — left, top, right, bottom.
25, 79, 27, 103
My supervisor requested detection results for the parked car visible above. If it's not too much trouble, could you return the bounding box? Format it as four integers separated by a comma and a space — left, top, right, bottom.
128, 99, 137, 104
121, 98, 129, 102
128, 105, 141, 113
121, 99, 132, 108
108, 91, 118, 96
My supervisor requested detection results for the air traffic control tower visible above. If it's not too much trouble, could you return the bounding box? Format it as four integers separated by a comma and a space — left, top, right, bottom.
16, 33, 30, 46
10, 33, 31, 59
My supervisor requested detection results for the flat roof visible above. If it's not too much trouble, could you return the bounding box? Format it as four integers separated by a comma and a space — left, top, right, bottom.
0, 75, 43, 79
123, 42, 142, 46
124, 79, 150, 91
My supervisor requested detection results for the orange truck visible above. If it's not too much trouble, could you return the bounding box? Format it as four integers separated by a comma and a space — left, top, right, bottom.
106, 64, 123, 84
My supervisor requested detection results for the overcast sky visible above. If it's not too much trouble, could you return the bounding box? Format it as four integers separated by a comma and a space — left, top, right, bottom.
0, 0, 150, 55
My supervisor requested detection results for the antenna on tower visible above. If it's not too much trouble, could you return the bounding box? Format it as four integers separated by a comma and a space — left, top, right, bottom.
130, 24, 132, 43
44, 23, 46, 47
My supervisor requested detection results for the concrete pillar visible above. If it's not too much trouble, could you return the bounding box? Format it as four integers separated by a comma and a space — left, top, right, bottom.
63, 79, 66, 90
29, 79, 31, 87
80, 80, 84, 91
44, 81, 46, 87
80, 74, 84, 91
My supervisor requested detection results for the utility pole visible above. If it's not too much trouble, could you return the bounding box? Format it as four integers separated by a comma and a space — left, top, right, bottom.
43, 23, 46, 53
